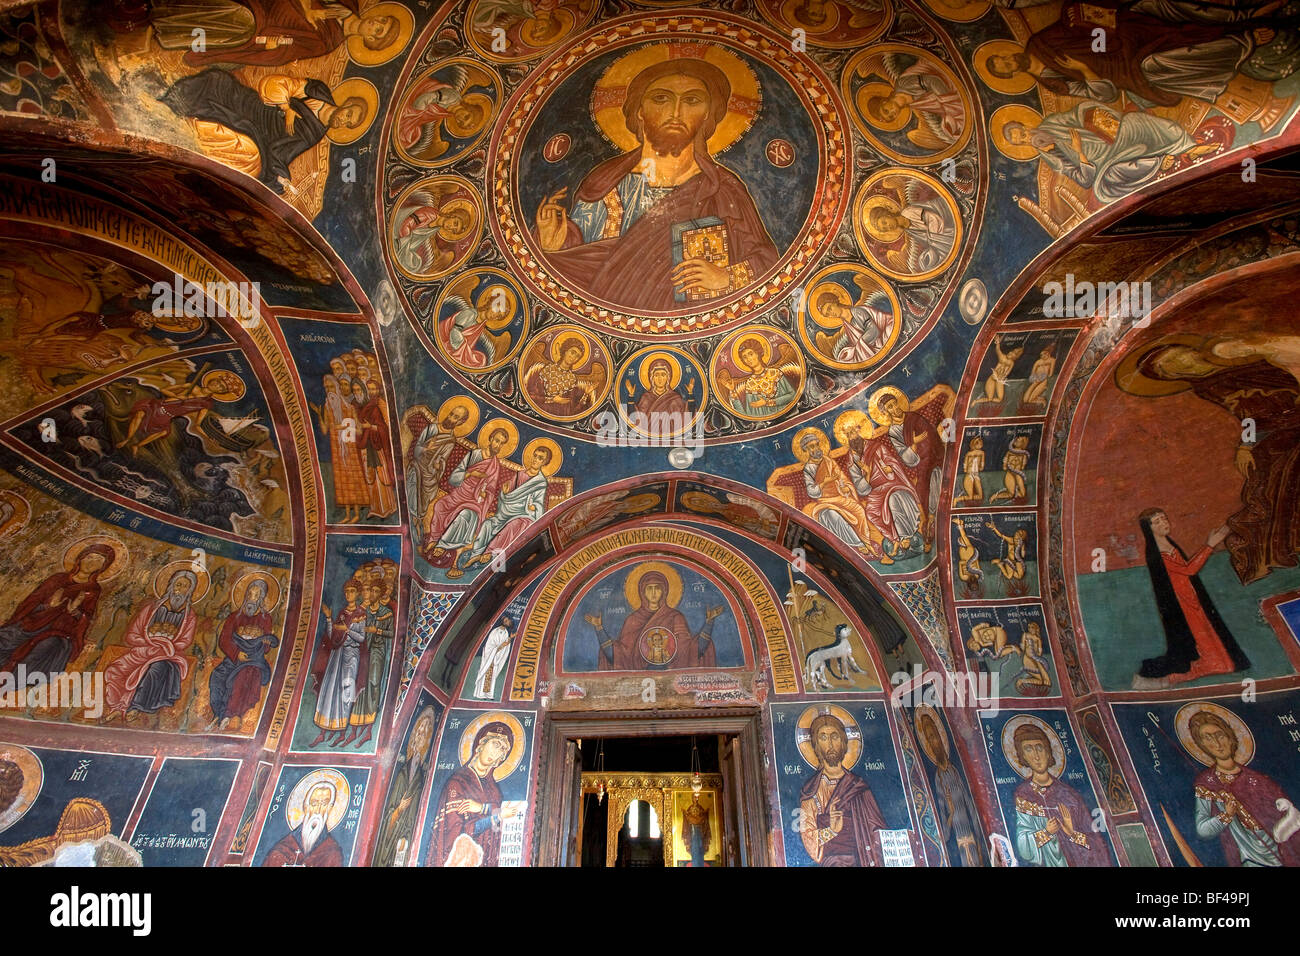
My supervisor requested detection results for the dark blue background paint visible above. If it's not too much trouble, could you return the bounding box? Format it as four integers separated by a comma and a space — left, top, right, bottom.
979, 708, 1116, 866
1113, 690, 1300, 867
0, 746, 151, 845
416, 707, 536, 867
129, 756, 239, 865
769, 699, 914, 866
561, 559, 745, 671
289, 532, 403, 752
253, 763, 370, 866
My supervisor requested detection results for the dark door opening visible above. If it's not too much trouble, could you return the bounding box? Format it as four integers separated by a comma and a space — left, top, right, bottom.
577, 735, 722, 867
537, 710, 771, 867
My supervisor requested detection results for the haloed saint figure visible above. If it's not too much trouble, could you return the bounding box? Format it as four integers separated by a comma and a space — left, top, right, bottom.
533, 55, 779, 311
798, 710, 887, 866
427, 718, 523, 867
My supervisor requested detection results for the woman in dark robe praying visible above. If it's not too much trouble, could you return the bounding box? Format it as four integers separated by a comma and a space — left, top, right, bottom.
1134, 508, 1250, 688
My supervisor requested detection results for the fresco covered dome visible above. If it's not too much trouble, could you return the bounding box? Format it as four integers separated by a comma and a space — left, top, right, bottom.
0, 0, 1295, 872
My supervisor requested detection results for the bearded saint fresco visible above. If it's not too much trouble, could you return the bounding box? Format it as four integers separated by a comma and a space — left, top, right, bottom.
798, 710, 888, 866
532, 55, 779, 311
260, 771, 352, 867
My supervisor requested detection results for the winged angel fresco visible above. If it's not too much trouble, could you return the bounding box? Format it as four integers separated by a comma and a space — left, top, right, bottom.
716, 335, 803, 420
397, 62, 496, 164
852, 50, 966, 152
520, 332, 608, 420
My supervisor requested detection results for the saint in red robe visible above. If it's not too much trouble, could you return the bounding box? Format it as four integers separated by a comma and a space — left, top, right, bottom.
1195, 764, 1300, 867
261, 830, 344, 867
425, 453, 510, 558
426, 766, 503, 867
103, 599, 197, 714
1159, 546, 1239, 685
208, 607, 277, 720
544, 150, 779, 312
358, 393, 397, 518
0, 545, 112, 674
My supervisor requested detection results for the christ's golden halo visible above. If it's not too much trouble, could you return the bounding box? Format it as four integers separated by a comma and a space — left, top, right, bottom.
592, 43, 760, 154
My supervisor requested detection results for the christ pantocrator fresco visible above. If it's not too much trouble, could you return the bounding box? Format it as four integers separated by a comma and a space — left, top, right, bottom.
533, 51, 778, 312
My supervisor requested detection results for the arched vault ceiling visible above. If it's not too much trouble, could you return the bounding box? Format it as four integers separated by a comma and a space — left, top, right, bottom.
0, 0, 1299, 869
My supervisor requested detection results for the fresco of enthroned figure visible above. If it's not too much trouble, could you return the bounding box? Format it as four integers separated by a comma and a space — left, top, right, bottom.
533, 55, 779, 311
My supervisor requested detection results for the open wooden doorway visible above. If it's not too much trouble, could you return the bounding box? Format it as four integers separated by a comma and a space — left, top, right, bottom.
535, 710, 771, 867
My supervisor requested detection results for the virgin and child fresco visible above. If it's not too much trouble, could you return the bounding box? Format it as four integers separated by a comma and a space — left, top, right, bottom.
562, 559, 744, 672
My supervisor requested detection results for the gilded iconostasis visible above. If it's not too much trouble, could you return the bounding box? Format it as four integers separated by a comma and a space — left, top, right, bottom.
0, 0, 1296, 868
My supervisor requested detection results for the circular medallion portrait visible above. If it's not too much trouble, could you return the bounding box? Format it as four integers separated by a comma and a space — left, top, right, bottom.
853, 169, 962, 281
990, 104, 1044, 162
842, 44, 973, 165
755, 0, 892, 49
615, 346, 709, 439
798, 263, 901, 369
432, 268, 530, 373
518, 324, 613, 422
492, 12, 850, 333
388, 175, 483, 281
795, 704, 863, 769
1000, 715, 1066, 779
466, 0, 599, 63
918, 0, 990, 22
393, 59, 500, 167
973, 40, 1037, 96
710, 326, 805, 422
